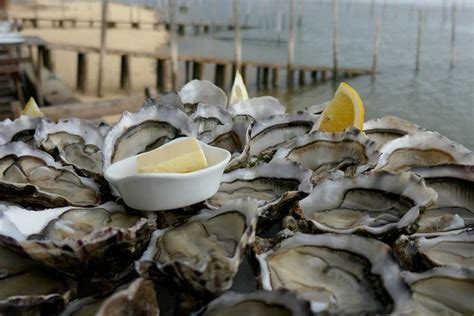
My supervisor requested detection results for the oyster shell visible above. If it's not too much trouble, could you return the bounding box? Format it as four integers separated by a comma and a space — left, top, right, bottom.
136, 199, 258, 296
102, 104, 196, 169
364, 116, 425, 149
299, 171, 437, 236
207, 161, 313, 231
0, 115, 43, 145
179, 80, 228, 114
411, 164, 474, 233
34, 118, 104, 177
401, 267, 474, 315
375, 131, 474, 172
255, 232, 412, 314
304, 102, 328, 115
246, 112, 319, 163
228, 96, 285, 120
60, 278, 159, 316
144, 91, 186, 112
0, 142, 101, 207
272, 128, 379, 178
191, 103, 233, 136
0, 201, 156, 279
394, 229, 474, 271
0, 245, 76, 316
201, 290, 313, 316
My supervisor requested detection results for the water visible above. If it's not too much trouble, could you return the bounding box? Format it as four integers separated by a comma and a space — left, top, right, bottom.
126, 0, 474, 149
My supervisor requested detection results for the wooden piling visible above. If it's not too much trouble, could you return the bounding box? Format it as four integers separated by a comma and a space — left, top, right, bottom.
287, 0, 296, 87
76, 52, 88, 93
449, 3, 456, 70
321, 70, 327, 81
241, 64, 247, 82
120, 54, 132, 93
42, 46, 54, 72
185, 60, 191, 82
262, 67, 269, 86
169, 0, 178, 89
215, 64, 227, 89
372, 17, 381, 79
193, 62, 205, 80
233, 0, 242, 72
311, 71, 318, 81
156, 58, 167, 90
298, 70, 305, 85
272, 68, 279, 86
256, 67, 261, 86
415, 10, 422, 72
97, 0, 109, 97
332, 0, 339, 79
177, 24, 185, 35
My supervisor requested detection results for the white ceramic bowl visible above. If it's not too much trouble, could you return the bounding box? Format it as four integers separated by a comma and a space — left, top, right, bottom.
104, 138, 231, 211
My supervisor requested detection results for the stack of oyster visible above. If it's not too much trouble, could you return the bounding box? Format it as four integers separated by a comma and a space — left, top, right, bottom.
1, 80, 473, 315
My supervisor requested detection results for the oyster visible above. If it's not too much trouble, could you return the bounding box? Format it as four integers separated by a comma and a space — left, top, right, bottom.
304, 102, 328, 115
255, 232, 412, 314
394, 229, 474, 271
410, 164, 474, 233
102, 104, 196, 169
0, 142, 101, 207
272, 128, 379, 178
0, 245, 76, 316
60, 278, 159, 316
0, 202, 156, 279
375, 131, 474, 172
144, 91, 186, 112
191, 103, 233, 136
246, 112, 319, 163
401, 267, 474, 315
207, 161, 312, 230
34, 118, 104, 177
136, 199, 257, 296
202, 290, 313, 316
0, 115, 43, 145
179, 80, 228, 114
364, 116, 425, 149
298, 171, 437, 236
228, 96, 285, 120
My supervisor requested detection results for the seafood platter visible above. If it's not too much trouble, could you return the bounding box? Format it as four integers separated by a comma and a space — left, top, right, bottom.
0, 79, 473, 315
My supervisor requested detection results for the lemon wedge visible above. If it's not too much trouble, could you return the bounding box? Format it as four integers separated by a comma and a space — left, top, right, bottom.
229, 70, 249, 106
22, 97, 45, 118
316, 82, 364, 132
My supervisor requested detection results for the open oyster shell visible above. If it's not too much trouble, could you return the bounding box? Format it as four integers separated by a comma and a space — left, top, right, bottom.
144, 91, 186, 112
191, 103, 233, 136
254, 232, 412, 314
410, 164, 474, 233
246, 112, 319, 164
207, 161, 313, 231
298, 171, 437, 236
401, 267, 474, 315
0, 115, 43, 146
136, 199, 258, 297
227, 96, 285, 120
394, 229, 474, 271
375, 131, 474, 172
0, 142, 101, 208
60, 278, 159, 316
102, 104, 196, 169
0, 201, 156, 279
179, 80, 228, 114
34, 118, 104, 177
201, 290, 313, 316
272, 128, 379, 179
0, 245, 76, 316
364, 116, 425, 149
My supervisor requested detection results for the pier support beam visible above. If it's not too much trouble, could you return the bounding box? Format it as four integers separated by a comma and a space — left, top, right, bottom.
193, 62, 205, 80
262, 67, 269, 86
215, 64, 227, 89
156, 58, 167, 91
298, 70, 305, 85
240, 64, 247, 82
311, 71, 318, 81
76, 52, 88, 93
271, 68, 280, 86
120, 54, 132, 94
177, 24, 185, 35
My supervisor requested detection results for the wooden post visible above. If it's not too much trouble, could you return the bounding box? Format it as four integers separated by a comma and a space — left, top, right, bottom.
177, 24, 185, 35
321, 70, 327, 81
185, 60, 191, 82
256, 67, 261, 86
287, 0, 296, 87
193, 62, 205, 80
120, 54, 131, 94
241, 64, 247, 82
76, 52, 88, 93
298, 70, 305, 85
233, 0, 242, 72
35, 44, 44, 107
372, 17, 381, 79
169, 0, 178, 89
332, 0, 339, 79
97, 0, 109, 97
415, 10, 422, 72
262, 67, 269, 86
215, 64, 227, 89
311, 71, 318, 81
271, 68, 279, 86
449, 3, 456, 70
156, 58, 166, 90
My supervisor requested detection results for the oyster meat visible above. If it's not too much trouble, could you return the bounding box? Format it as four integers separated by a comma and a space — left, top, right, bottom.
0, 115, 43, 146
228, 96, 285, 120
364, 116, 425, 149
0, 202, 156, 278
0, 245, 76, 316
375, 131, 474, 172
136, 199, 257, 296
202, 290, 313, 316
401, 267, 474, 315
0, 142, 101, 207
34, 118, 104, 177
207, 161, 312, 230
299, 171, 437, 236
102, 104, 196, 168
255, 232, 412, 314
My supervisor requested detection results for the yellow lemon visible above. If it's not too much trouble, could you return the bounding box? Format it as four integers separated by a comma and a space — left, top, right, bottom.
316, 82, 365, 132
229, 70, 249, 105
22, 97, 45, 118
